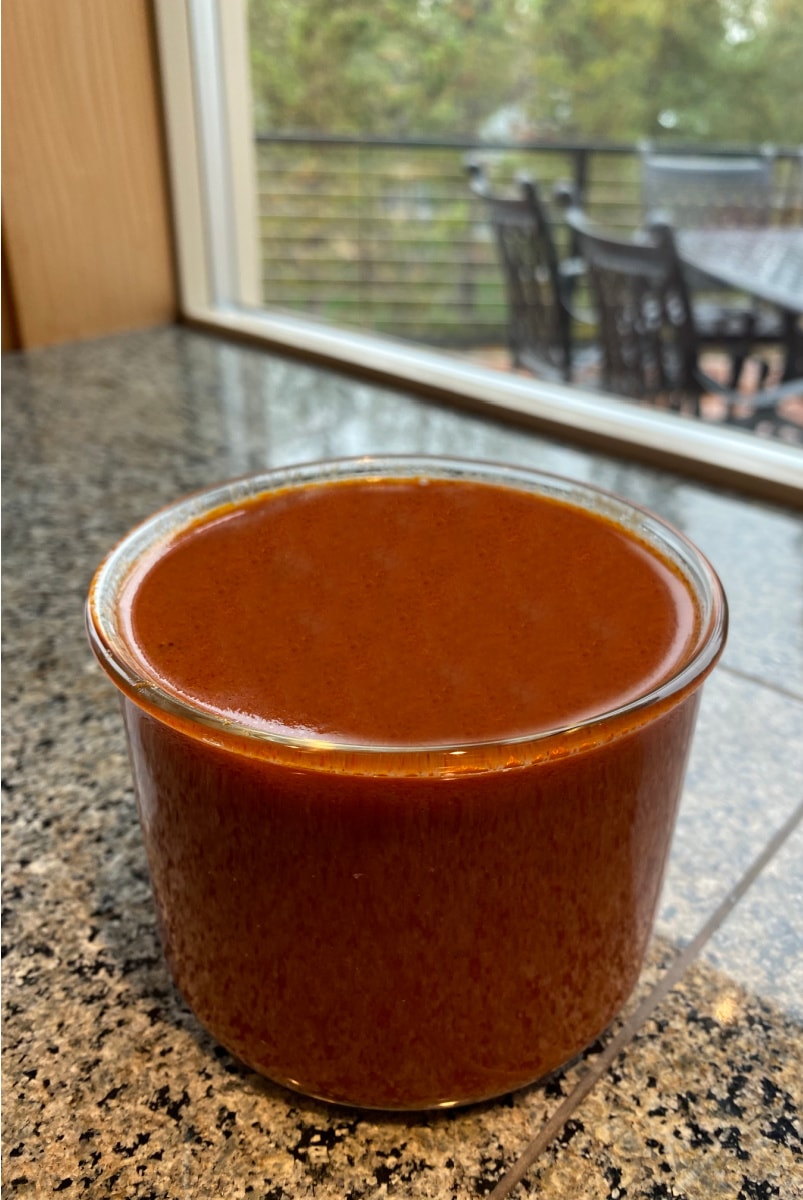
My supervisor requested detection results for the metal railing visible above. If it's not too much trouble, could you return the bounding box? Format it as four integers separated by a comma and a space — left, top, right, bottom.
254, 134, 803, 348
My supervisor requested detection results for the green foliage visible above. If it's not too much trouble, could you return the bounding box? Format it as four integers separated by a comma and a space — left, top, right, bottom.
248, 0, 534, 137
248, 0, 802, 145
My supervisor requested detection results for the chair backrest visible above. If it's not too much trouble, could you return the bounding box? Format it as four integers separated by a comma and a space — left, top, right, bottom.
641, 149, 774, 229
564, 205, 700, 408
466, 160, 571, 381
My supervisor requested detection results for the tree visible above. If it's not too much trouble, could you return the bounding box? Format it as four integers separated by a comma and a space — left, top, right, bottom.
248, 0, 535, 137
525, 0, 803, 144
248, 0, 803, 145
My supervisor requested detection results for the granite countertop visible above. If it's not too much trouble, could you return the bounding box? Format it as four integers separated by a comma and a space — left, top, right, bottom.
3, 327, 802, 1199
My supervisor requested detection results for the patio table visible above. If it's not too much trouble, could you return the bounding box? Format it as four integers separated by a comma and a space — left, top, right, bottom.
677, 227, 803, 379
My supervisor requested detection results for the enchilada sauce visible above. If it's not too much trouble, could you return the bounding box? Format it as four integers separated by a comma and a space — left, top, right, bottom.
121, 478, 700, 1108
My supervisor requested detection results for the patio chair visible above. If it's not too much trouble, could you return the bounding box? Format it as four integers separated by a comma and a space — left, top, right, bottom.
466, 161, 588, 383
562, 204, 803, 441
640, 147, 775, 230
639, 146, 784, 384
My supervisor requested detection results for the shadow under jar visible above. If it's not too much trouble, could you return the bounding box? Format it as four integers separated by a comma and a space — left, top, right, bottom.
86, 456, 727, 1111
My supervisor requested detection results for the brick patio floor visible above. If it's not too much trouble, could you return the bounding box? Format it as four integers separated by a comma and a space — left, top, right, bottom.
458, 344, 803, 441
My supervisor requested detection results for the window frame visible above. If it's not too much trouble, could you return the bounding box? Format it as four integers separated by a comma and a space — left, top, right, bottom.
153, 0, 803, 505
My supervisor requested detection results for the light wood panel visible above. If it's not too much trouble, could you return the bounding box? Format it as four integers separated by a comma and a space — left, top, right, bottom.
2, 0, 177, 348
2, 234, 21, 351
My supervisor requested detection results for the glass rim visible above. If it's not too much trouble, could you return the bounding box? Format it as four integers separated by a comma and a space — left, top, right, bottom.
86, 453, 728, 763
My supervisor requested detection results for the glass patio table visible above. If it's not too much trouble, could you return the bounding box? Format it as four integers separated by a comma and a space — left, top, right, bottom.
677, 227, 803, 380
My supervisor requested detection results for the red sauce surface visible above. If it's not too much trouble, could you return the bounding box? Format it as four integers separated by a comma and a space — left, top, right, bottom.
124, 478, 697, 745
118, 477, 706, 1109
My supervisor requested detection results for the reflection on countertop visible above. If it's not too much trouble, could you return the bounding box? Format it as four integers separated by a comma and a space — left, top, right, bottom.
3, 327, 802, 1198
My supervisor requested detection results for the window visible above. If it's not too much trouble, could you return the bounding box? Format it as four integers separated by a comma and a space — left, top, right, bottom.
153, 0, 803, 498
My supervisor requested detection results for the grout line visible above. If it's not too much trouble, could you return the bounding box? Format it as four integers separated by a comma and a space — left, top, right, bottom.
719, 661, 803, 705
486, 793, 803, 1200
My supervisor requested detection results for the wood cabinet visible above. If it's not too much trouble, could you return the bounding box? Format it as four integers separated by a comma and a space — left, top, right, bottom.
2, 0, 177, 349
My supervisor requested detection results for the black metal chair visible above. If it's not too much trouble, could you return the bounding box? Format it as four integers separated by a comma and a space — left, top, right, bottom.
563, 204, 803, 441
640, 148, 775, 230
639, 147, 784, 383
466, 161, 588, 383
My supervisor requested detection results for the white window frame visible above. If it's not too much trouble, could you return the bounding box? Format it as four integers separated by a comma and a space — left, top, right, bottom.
153, 0, 803, 504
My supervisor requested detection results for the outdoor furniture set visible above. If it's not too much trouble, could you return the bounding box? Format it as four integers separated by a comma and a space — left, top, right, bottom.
467, 152, 803, 441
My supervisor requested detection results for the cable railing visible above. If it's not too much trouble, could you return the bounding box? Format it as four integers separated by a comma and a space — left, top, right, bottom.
253, 134, 803, 348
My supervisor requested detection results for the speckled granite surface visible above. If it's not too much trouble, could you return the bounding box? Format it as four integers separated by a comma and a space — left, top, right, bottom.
3, 327, 802, 1198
